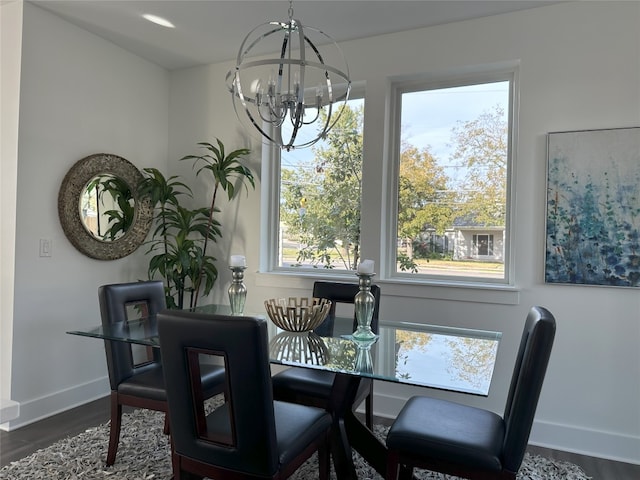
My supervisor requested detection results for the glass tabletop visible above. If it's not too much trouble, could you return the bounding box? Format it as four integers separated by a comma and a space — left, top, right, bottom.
67, 305, 501, 396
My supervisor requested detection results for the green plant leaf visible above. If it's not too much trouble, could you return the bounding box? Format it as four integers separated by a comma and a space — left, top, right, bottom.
140, 140, 254, 308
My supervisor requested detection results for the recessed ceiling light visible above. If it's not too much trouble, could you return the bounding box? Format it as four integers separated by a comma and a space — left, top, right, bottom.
142, 14, 175, 29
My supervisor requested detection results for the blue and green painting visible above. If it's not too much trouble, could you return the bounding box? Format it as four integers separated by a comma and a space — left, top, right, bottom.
545, 127, 640, 287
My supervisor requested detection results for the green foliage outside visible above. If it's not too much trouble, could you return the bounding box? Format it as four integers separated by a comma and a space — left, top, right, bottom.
450, 106, 508, 226
279, 103, 507, 272
281, 105, 363, 270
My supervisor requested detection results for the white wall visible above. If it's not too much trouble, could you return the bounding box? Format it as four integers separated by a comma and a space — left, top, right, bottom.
169, 1, 640, 463
0, 0, 23, 420
4, 0, 639, 465
2, 2, 170, 429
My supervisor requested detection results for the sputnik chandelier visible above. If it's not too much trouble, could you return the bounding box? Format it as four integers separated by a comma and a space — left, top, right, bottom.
226, 1, 351, 151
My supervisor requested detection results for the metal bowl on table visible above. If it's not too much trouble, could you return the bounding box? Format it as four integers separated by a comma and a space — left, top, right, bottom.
264, 297, 332, 332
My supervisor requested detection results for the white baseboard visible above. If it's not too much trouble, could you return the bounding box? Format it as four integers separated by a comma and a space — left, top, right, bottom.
0, 377, 109, 432
529, 419, 640, 466
0, 398, 20, 424
372, 391, 640, 466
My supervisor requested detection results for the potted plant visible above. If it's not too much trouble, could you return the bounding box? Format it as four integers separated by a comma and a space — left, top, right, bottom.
138, 139, 254, 309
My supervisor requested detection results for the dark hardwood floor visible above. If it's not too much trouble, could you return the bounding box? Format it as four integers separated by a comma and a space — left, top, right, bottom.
1, 396, 114, 467
2, 396, 639, 478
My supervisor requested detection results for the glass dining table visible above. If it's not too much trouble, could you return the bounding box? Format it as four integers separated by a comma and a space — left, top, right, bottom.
68, 304, 502, 479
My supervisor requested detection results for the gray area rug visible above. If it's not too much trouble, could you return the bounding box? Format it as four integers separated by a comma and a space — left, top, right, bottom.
0, 408, 591, 479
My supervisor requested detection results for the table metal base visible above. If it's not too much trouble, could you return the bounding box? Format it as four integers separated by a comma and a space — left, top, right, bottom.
328, 373, 389, 479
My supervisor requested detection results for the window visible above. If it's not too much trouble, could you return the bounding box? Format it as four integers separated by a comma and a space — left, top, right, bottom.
263, 70, 515, 288
273, 95, 365, 272
391, 74, 514, 283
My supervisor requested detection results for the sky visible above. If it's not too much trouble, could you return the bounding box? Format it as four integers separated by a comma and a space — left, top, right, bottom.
281, 80, 509, 175
402, 81, 509, 163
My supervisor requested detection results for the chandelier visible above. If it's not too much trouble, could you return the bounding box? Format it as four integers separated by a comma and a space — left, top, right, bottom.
226, 1, 351, 151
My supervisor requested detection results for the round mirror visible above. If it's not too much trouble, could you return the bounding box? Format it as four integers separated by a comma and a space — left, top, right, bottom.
58, 154, 152, 260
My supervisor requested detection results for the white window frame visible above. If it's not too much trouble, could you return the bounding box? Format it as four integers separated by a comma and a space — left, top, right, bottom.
258, 68, 520, 304
384, 67, 518, 287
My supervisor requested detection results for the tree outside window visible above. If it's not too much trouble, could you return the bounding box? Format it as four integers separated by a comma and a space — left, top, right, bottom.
279, 100, 364, 271
273, 74, 513, 284
395, 79, 511, 281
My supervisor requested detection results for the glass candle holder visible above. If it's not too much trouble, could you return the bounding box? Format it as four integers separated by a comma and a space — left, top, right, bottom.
353, 272, 377, 340
228, 266, 247, 315
353, 337, 377, 374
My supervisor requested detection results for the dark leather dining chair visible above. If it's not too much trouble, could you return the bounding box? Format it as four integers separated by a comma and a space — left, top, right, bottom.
272, 280, 381, 428
157, 309, 332, 480
98, 280, 225, 466
385, 306, 556, 480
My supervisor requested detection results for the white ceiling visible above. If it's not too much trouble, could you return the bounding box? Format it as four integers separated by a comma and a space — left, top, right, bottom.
30, 0, 560, 70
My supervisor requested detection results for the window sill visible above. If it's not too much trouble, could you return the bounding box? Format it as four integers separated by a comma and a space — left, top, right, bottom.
256, 270, 520, 305
377, 277, 520, 305
255, 269, 360, 289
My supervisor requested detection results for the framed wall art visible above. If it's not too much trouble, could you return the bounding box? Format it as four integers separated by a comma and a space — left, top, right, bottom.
545, 127, 640, 287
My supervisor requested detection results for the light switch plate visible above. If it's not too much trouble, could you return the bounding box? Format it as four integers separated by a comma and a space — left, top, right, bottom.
39, 238, 52, 257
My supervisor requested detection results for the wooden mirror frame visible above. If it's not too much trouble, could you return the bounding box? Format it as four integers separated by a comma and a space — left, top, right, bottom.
58, 153, 153, 260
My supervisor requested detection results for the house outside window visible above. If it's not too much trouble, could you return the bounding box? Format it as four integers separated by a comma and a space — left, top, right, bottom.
390, 73, 514, 283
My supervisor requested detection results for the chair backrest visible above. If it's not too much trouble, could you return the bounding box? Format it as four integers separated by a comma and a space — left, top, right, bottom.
98, 280, 167, 389
312, 281, 381, 336
158, 310, 280, 477
502, 306, 556, 472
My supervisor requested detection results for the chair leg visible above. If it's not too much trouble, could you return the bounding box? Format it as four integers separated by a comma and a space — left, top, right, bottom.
386, 450, 400, 480
163, 413, 170, 435
318, 432, 331, 480
172, 453, 183, 480
398, 465, 414, 480
106, 392, 122, 466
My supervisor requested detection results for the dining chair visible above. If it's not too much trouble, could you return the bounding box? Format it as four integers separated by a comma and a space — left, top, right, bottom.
157, 309, 332, 480
98, 280, 225, 466
271, 280, 381, 428
385, 306, 556, 480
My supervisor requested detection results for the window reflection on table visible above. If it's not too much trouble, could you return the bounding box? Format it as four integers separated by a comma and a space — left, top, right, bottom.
382, 327, 499, 395
268, 322, 499, 396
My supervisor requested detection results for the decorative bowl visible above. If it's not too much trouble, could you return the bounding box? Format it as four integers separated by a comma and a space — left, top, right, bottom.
264, 297, 332, 332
